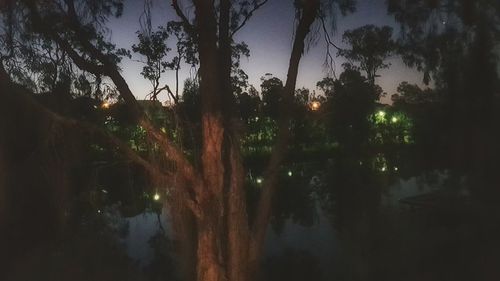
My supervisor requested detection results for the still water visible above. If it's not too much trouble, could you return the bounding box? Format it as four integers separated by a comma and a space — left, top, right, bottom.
5, 155, 500, 281
115, 164, 486, 281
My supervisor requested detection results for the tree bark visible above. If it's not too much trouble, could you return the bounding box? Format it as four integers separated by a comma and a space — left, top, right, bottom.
192, 1, 227, 280
226, 139, 250, 281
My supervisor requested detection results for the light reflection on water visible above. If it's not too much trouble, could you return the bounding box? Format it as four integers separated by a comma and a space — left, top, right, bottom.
121, 171, 450, 273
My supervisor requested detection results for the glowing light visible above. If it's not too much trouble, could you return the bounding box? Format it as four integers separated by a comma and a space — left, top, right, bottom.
394, 167, 399, 171
377, 110, 386, 117
287, 171, 293, 177
101, 101, 110, 109
255, 117, 259, 121
310, 101, 321, 111
97, 209, 101, 214
391, 117, 398, 123
381, 167, 386, 172
153, 193, 160, 201
256, 178, 263, 184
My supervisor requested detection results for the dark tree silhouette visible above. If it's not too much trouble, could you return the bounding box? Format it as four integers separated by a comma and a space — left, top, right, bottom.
388, 0, 500, 195
337, 25, 396, 86
260, 74, 284, 119
322, 69, 381, 149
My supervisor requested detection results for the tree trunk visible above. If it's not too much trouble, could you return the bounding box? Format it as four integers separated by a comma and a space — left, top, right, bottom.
196, 215, 225, 281
169, 181, 198, 281
226, 141, 251, 281
249, 0, 320, 274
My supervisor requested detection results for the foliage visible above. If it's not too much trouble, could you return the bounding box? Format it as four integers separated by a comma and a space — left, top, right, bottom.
387, 0, 500, 85
237, 85, 261, 122
324, 69, 380, 148
132, 27, 171, 97
260, 74, 284, 119
337, 25, 396, 84
391, 81, 440, 106
370, 109, 413, 146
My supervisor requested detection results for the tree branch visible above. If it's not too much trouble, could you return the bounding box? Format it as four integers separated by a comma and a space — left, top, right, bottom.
25, 0, 201, 198
320, 17, 342, 52
51, 35, 106, 76
320, 17, 343, 77
171, 0, 194, 31
0, 62, 203, 216
150, 84, 179, 104
231, 0, 269, 37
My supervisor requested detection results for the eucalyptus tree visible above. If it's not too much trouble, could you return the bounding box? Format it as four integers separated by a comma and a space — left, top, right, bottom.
0, 0, 356, 280
337, 24, 396, 86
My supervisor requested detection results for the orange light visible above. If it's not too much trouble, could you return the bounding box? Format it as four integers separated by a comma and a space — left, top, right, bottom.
101, 102, 110, 109
310, 101, 321, 111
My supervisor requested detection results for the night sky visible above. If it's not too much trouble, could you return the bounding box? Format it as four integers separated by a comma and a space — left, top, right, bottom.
109, 0, 425, 104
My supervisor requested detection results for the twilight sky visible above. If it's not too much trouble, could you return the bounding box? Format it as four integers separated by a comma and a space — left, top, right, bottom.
109, 0, 425, 104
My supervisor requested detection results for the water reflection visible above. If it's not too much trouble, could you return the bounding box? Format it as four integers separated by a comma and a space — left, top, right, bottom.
115, 151, 492, 281
4, 149, 500, 281
259, 150, 500, 281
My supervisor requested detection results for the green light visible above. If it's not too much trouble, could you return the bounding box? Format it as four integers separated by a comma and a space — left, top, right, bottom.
377, 110, 386, 117
391, 117, 398, 123
153, 193, 160, 201
287, 171, 293, 177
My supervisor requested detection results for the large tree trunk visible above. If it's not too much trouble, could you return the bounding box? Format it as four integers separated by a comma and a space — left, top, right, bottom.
192, 1, 228, 280
191, 0, 320, 280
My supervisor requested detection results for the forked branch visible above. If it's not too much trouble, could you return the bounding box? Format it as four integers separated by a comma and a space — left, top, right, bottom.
231, 0, 269, 36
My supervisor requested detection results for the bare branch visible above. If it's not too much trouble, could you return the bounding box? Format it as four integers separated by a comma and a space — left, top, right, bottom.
231, 0, 269, 37
320, 17, 342, 51
150, 84, 179, 104
320, 17, 342, 77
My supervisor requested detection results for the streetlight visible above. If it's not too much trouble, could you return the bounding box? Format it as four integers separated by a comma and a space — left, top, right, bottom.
101, 101, 110, 109
310, 101, 321, 111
